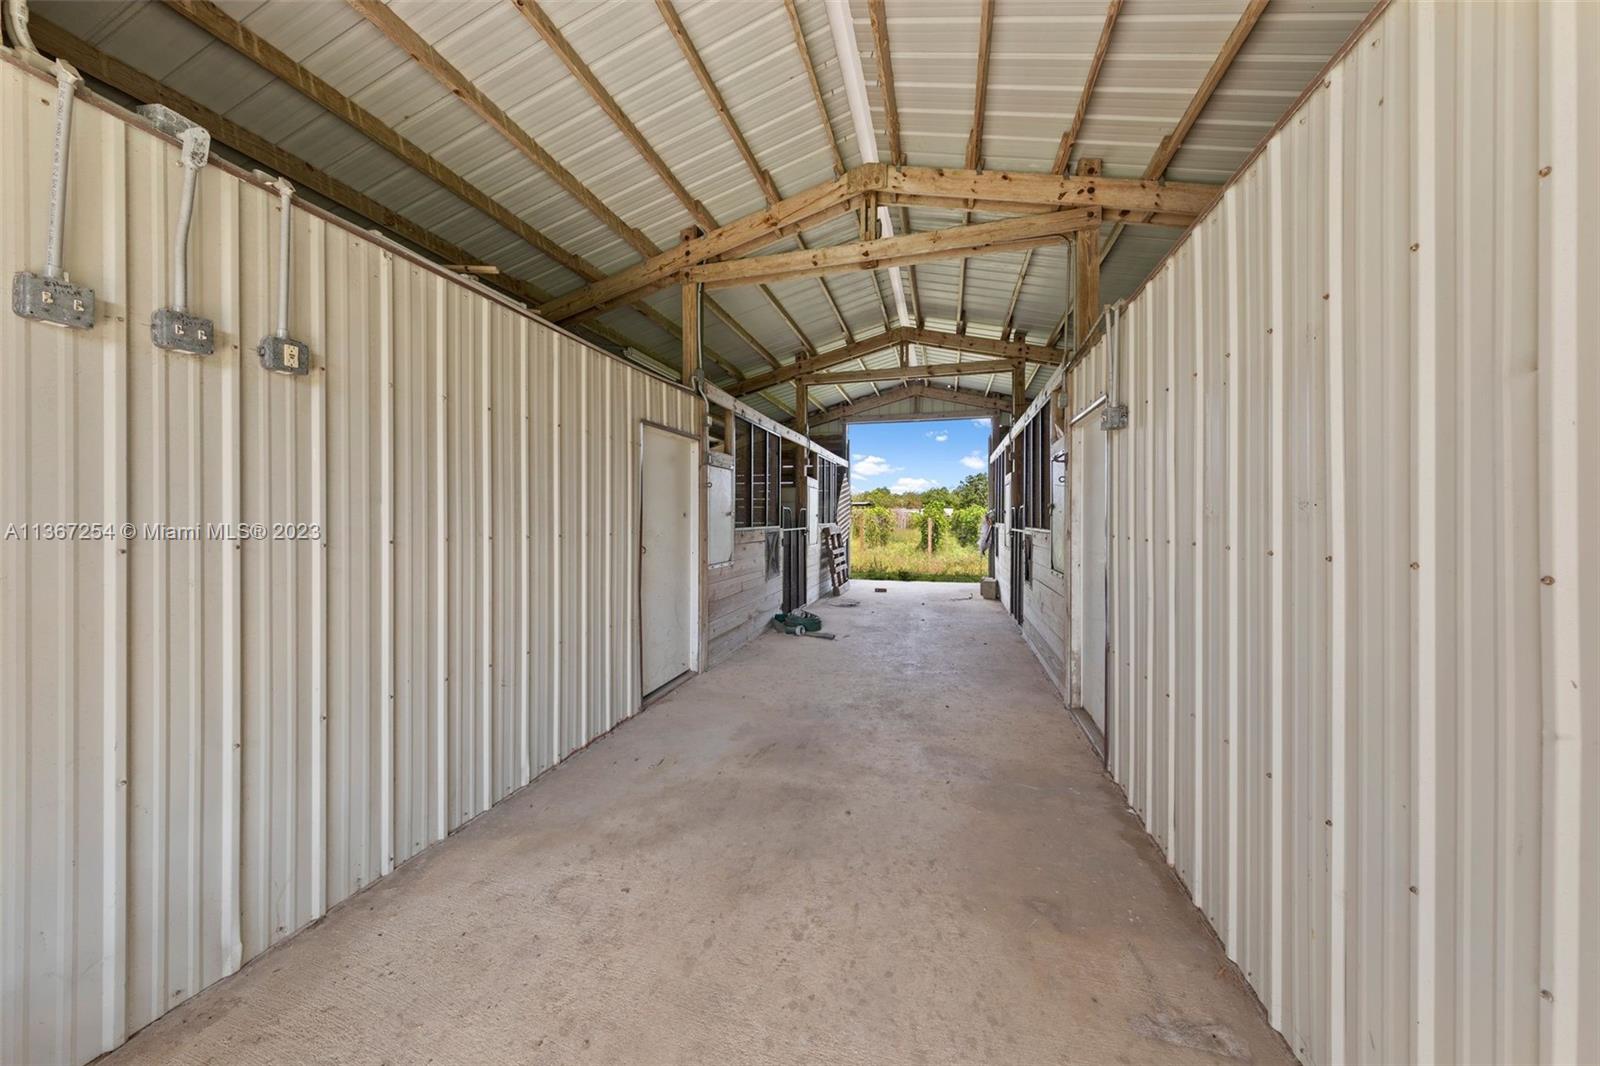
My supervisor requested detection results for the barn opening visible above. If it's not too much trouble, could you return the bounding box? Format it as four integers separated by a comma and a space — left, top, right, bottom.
2, 1, 1595, 1064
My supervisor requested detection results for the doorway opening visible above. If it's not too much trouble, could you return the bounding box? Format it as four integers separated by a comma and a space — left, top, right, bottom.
842, 416, 996, 585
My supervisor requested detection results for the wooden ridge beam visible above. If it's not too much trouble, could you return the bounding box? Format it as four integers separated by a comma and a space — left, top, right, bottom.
814, 382, 1014, 421
685, 209, 1099, 289
731, 325, 1059, 396
539, 166, 1214, 322
513, 0, 711, 230
875, 165, 1218, 220
804, 358, 1017, 387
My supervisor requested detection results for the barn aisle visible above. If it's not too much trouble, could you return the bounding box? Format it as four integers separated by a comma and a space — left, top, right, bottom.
104, 582, 1289, 1065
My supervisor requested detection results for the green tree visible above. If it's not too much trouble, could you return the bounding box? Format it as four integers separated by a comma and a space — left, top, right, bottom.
921, 486, 955, 515
916, 508, 949, 551
950, 504, 985, 547
953, 472, 989, 509
858, 486, 892, 508
862, 505, 894, 547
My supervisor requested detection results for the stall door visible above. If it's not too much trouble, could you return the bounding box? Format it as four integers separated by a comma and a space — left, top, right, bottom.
1071, 423, 1108, 736
640, 425, 698, 695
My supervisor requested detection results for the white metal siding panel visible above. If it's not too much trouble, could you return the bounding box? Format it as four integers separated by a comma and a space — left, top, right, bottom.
1057, 3, 1598, 1064
0, 60, 696, 1066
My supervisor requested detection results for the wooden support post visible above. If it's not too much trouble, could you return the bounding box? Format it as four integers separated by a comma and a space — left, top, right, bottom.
792, 380, 810, 515
722, 405, 736, 455
1073, 160, 1102, 350
1011, 362, 1027, 419
681, 229, 703, 386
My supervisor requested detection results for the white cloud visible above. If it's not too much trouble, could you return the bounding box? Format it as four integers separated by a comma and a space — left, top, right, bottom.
925, 430, 949, 442
852, 454, 896, 478
959, 453, 986, 471
890, 476, 940, 494
972, 419, 991, 427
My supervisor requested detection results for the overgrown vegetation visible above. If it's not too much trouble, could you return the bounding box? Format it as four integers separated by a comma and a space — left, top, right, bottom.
848, 471, 989, 582
862, 505, 894, 547
915, 508, 949, 551
950, 504, 985, 547
852, 520, 985, 583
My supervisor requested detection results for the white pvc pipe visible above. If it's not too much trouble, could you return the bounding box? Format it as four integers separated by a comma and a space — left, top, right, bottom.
43, 61, 81, 280
823, 0, 914, 345
171, 128, 209, 313
273, 178, 294, 338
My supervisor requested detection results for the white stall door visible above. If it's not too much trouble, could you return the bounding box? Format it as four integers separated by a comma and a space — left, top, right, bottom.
640, 425, 698, 695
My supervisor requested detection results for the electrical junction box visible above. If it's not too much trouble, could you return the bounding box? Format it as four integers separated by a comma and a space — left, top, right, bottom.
151, 308, 215, 355
1100, 403, 1129, 431
12, 272, 95, 330
258, 334, 310, 375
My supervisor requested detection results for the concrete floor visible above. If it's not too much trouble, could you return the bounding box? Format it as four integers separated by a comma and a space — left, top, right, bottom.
105, 581, 1293, 1066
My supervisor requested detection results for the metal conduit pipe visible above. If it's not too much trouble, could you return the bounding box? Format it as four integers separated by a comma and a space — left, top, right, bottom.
1100, 300, 1122, 769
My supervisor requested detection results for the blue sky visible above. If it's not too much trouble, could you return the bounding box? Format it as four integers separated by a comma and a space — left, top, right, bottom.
847, 417, 993, 494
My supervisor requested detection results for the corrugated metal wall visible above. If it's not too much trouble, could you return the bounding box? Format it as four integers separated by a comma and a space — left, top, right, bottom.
0, 57, 697, 1066
1065, 3, 1598, 1063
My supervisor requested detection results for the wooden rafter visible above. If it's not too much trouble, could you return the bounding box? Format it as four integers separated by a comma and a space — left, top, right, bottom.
685, 209, 1099, 289
1050, 0, 1122, 174
657, 0, 857, 401
782, 0, 846, 177
1145, 0, 1269, 181
157, 0, 757, 390
865, 0, 905, 165
705, 301, 782, 370
998, 249, 1033, 341
27, 15, 680, 374
954, 0, 996, 338
482, 0, 811, 382
347, 0, 656, 257
1100, 0, 1269, 260
512, 0, 710, 229
656, 0, 776, 204
161, 0, 595, 279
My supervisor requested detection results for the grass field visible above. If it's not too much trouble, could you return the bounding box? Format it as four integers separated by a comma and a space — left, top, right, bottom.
851, 526, 987, 583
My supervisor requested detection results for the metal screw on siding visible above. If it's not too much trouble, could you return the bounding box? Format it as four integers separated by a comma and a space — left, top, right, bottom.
1541, 575, 1555, 586
1539, 166, 1552, 178
1541, 989, 1554, 1002
1410, 243, 1420, 252
1411, 561, 1421, 570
